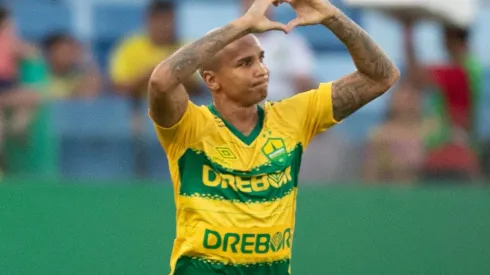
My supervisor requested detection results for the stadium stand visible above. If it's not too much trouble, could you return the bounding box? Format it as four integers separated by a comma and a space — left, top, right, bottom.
50, 98, 135, 179
4, 0, 489, 180
11, 1, 72, 42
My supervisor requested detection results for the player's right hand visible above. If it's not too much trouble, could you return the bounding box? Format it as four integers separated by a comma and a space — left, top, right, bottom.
242, 0, 289, 34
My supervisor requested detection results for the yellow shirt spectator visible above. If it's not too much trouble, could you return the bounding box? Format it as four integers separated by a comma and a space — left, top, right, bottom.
109, 33, 180, 96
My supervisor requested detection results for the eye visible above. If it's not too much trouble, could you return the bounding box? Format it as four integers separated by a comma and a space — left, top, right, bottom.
240, 60, 251, 67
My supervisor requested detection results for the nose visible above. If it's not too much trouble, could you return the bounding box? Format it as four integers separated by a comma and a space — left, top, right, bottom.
255, 62, 269, 78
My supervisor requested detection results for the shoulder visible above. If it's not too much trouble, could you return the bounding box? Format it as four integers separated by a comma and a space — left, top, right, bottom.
267, 83, 332, 107
182, 103, 216, 132
194, 103, 214, 118
177, 102, 214, 125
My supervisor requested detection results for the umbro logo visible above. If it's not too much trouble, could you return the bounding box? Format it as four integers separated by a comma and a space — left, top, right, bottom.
216, 147, 237, 160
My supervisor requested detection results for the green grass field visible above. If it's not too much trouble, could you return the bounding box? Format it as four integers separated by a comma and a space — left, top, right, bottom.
1, 180, 490, 275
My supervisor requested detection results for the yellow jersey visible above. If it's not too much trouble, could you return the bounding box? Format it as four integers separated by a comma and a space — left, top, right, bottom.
152, 82, 339, 275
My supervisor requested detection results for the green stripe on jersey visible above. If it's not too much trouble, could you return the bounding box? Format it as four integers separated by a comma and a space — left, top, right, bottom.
174, 256, 290, 275
177, 145, 302, 203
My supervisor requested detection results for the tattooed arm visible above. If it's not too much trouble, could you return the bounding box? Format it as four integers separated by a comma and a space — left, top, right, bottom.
284, 0, 400, 121
148, 21, 250, 128
325, 10, 400, 121
149, 0, 288, 128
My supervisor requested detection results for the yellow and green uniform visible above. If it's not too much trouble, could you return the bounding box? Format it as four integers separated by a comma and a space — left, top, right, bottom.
151, 82, 339, 275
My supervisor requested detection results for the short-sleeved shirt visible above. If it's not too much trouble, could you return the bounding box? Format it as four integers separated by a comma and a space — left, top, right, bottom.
150, 82, 339, 275
423, 56, 483, 149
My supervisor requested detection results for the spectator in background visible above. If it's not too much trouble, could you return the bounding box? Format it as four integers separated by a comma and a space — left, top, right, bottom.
363, 81, 425, 183
241, 0, 316, 102
110, 1, 199, 99
43, 33, 101, 99
402, 20, 483, 182
109, 1, 200, 177
0, 6, 39, 175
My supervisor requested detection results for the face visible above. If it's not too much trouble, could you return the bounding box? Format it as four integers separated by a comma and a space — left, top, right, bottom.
444, 31, 457, 54
148, 11, 174, 45
48, 39, 81, 74
443, 28, 468, 58
202, 35, 270, 107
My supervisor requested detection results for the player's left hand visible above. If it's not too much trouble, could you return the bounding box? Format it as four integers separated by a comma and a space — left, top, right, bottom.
278, 0, 338, 31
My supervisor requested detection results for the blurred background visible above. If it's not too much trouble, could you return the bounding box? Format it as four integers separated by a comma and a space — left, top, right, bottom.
1, 0, 490, 274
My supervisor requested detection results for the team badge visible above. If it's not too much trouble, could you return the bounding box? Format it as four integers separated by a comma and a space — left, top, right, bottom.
262, 138, 287, 165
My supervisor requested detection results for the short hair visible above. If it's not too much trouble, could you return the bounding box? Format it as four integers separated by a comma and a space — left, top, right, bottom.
198, 28, 222, 75
444, 25, 470, 42
199, 56, 222, 76
147, 1, 174, 17
42, 33, 75, 52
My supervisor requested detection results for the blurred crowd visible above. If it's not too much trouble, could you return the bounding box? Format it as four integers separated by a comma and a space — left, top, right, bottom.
0, 0, 488, 184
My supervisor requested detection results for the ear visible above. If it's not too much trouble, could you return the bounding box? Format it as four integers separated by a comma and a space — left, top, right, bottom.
201, 70, 220, 91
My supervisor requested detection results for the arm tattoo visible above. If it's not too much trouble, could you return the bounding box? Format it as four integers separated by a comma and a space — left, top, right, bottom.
323, 12, 394, 81
323, 10, 399, 121
148, 21, 250, 128
164, 23, 250, 85
331, 73, 377, 121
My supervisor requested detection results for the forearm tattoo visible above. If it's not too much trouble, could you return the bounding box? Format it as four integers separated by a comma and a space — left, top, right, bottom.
323, 11, 398, 121
165, 24, 249, 84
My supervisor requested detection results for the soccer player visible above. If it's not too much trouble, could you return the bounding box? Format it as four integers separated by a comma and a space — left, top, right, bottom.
148, 0, 399, 274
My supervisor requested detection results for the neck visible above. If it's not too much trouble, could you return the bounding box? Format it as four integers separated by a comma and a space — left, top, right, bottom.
150, 37, 166, 46
149, 34, 172, 46
213, 98, 259, 135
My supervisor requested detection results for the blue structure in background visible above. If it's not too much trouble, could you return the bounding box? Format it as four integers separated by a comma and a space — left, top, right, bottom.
7, 0, 490, 180
92, 3, 146, 71
50, 99, 135, 180
273, 0, 361, 52
11, 1, 72, 42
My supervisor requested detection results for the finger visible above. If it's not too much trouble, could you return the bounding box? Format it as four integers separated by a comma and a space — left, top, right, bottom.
286, 17, 303, 32
267, 21, 289, 34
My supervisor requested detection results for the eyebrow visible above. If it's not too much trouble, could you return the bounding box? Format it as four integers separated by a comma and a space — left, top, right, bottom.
235, 51, 265, 64
235, 55, 252, 65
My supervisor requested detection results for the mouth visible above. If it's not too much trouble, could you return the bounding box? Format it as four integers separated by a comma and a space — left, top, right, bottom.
252, 80, 269, 88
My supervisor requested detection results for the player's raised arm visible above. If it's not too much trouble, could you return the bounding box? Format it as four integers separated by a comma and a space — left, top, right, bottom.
284, 0, 400, 121
148, 0, 288, 128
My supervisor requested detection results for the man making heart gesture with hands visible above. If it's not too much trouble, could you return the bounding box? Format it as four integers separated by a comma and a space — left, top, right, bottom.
148, 0, 399, 274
